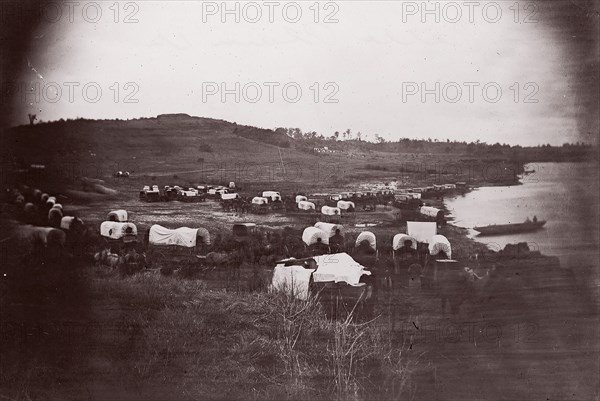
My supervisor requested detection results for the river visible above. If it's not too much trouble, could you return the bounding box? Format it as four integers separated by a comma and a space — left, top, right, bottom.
445, 161, 599, 286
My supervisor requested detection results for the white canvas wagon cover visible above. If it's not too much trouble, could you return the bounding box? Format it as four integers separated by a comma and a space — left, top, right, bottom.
312, 253, 371, 285
107, 209, 128, 222
149, 224, 204, 248
100, 221, 137, 240
314, 222, 343, 238
355, 231, 376, 250
298, 201, 315, 210
221, 193, 239, 200
271, 264, 315, 300
262, 191, 280, 198
321, 206, 341, 216
302, 227, 329, 246
295, 195, 307, 203
337, 200, 355, 210
252, 196, 268, 205
393, 234, 417, 250
60, 216, 83, 231
428, 234, 452, 258
420, 206, 443, 218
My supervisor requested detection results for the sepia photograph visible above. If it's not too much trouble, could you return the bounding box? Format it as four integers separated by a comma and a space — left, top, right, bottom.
0, 1, 599, 400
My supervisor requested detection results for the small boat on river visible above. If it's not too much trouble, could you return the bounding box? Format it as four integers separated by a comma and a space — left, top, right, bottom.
473, 218, 546, 236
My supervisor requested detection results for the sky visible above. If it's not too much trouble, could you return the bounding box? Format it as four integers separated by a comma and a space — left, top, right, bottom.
10, 0, 600, 146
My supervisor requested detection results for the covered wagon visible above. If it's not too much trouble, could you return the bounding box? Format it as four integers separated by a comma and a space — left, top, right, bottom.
271, 253, 374, 319
252, 196, 269, 205
100, 221, 138, 252
354, 231, 378, 268
314, 222, 343, 238
221, 193, 239, 201
336, 200, 355, 211
147, 224, 211, 265
355, 231, 376, 251
420, 206, 444, 221
251, 197, 269, 214
107, 209, 128, 222
298, 201, 316, 211
262, 191, 281, 202
321, 206, 341, 216
295, 195, 308, 203
15, 225, 66, 252
302, 227, 329, 246
392, 234, 417, 251
48, 207, 63, 228
60, 216, 84, 231
232, 223, 257, 241
428, 234, 451, 259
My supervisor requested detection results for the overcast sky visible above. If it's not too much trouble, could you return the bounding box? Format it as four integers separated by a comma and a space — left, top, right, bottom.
13, 1, 599, 146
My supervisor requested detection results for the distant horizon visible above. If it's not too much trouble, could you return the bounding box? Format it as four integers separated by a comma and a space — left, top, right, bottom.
8, 113, 598, 148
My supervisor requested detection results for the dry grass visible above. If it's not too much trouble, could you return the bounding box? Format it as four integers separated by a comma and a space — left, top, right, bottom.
81, 269, 415, 401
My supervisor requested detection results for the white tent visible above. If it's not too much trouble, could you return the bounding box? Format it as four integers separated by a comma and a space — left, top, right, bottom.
393, 234, 417, 250
100, 221, 137, 240
302, 227, 329, 246
355, 231, 376, 250
314, 222, 343, 238
298, 201, 315, 211
107, 209, 128, 222
149, 224, 202, 248
428, 234, 452, 258
407, 221, 437, 243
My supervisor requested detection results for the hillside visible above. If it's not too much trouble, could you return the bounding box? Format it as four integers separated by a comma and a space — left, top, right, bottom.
0, 115, 534, 198
0, 115, 339, 193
